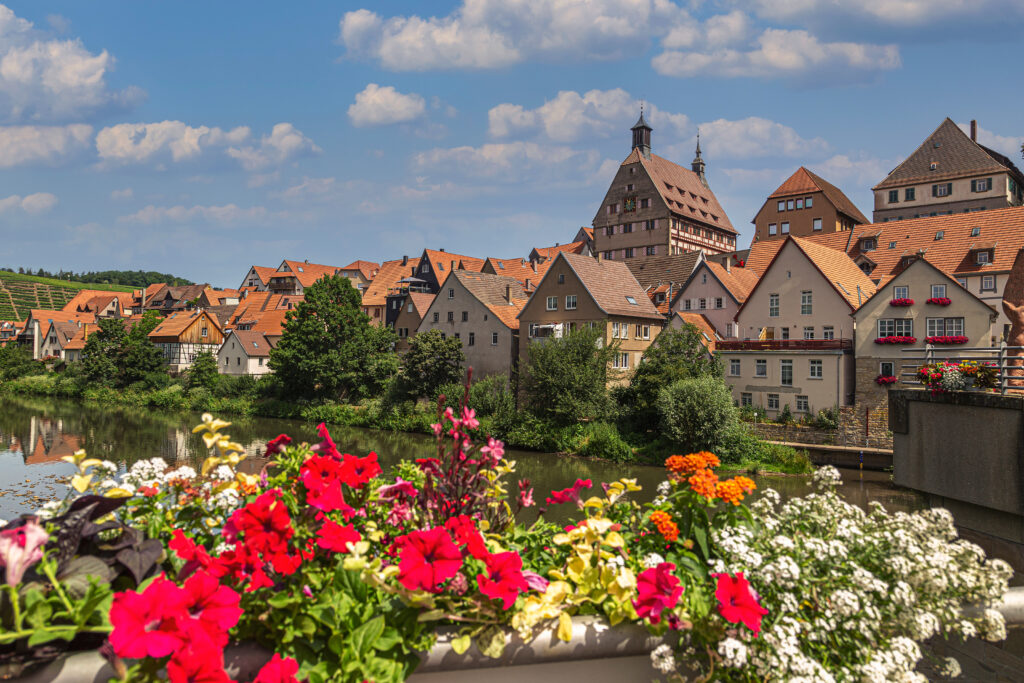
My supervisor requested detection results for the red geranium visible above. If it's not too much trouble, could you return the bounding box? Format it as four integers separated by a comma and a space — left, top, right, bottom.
109, 575, 188, 659
299, 455, 354, 516
253, 653, 301, 683
476, 551, 529, 610
316, 521, 361, 553
395, 527, 463, 593
340, 452, 382, 488
225, 489, 293, 555
170, 529, 216, 579
633, 562, 683, 625
265, 434, 292, 456
180, 570, 243, 647
166, 639, 234, 683
711, 572, 769, 635
444, 515, 489, 560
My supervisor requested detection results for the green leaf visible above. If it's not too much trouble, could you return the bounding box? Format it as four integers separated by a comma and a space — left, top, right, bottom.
58, 556, 114, 599
450, 634, 472, 655
692, 525, 709, 559
23, 590, 52, 629
349, 615, 384, 656
416, 609, 445, 622
268, 592, 294, 609
27, 627, 76, 647
476, 625, 506, 659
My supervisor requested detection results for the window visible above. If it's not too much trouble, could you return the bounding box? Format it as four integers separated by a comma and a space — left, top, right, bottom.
879, 319, 912, 337
454, 333, 460, 340
971, 226, 981, 237
930, 284, 946, 299
862, 238, 876, 251
623, 248, 634, 258
888, 190, 899, 203
448, 288, 455, 299
878, 319, 894, 337
800, 291, 812, 315
905, 188, 916, 201
558, 273, 565, 284
741, 393, 752, 407
777, 200, 785, 212
803, 327, 814, 339
458, 311, 466, 322
201, 327, 208, 337
699, 298, 706, 310
635, 323, 642, 339
894, 286, 909, 299
971, 178, 993, 193
755, 359, 767, 377
565, 295, 577, 310
224, 357, 229, 366
976, 250, 991, 265
796, 395, 809, 412
805, 197, 813, 208
808, 359, 823, 379
626, 183, 634, 191
796, 198, 804, 209
684, 299, 691, 311
875, 361, 894, 379
640, 198, 650, 209
491, 332, 499, 345
612, 322, 620, 338
606, 226, 614, 236
813, 218, 822, 231
642, 325, 651, 340
433, 312, 439, 323
768, 223, 777, 236
613, 352, 630, 369
982, 275, 996, 291
822, 326, 834, 340
780, 327, 790, 340
932, 183, 952, 197
926, 318, 945, 337
780, 360, 793, 386
945, 317, 964, 336
729, 359, 741, 376
625, 295, 638, 305
781, 222, 790, 234
646, 246, 658, 255
607, 203, 618, 214
787, 200, 794, 210
447, 311, 454, 322
769, 294, 779, 318
407, 303, 413, 313
957, 277, 968, 288
546, 296, 557, 311
603, 251, 614, 260
767, 394, 779, 410
715, 297, 724, 309
623, 223, 634, 233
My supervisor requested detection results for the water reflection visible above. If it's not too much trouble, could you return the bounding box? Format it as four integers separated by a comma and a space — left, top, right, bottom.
0, 396, 923, 522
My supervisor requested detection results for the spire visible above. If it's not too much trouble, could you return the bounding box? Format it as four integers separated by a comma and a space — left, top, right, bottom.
630, 104, 652, 160
692, 129, 707, 187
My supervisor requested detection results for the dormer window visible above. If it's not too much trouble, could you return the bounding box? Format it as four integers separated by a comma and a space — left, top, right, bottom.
862, 238, 876, 251
977, 250, 991, 265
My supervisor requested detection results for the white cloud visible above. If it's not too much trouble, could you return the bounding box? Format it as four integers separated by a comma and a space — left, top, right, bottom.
488, 89, 689, 142
653, 28, 900, 81
110, 187, 133, 200
348, 83, 426, 127
276, 176, 337, 201
957, 122, 1023, 161
412, 141, 607, 183
0, 123, 91, 167
338, 0, 691, 70
744, 0, 1024, 31
0, 191, 57, 214
226, 123, 320, 171
118, 203, 270, 225
680, 117, 829, 159
809, 153, 899, 188
0, 4, 143, 122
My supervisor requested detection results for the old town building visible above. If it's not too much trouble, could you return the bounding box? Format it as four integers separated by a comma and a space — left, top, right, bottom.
673, 260, 760, 339
751, 167, 867, 244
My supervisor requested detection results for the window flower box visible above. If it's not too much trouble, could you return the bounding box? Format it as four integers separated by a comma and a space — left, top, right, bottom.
926, 297, 952, 306
875, 375, 898, 385
874, 335, 917, 344
889, 298, 914, 307
926, 335, 968, 345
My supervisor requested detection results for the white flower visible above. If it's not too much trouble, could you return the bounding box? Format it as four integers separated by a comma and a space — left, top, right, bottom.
936, 657, 961, 678
980, 608, 1006, 642
811, 466, 841, 490
165, 466, 197, 482
650, 644, 675, 674
718, 637, 747, 667
212, 465, 235, 481
656, 480, 671, 496
35, 499, 65, 520
643, 553, 665, 569
606, 555, 625, 570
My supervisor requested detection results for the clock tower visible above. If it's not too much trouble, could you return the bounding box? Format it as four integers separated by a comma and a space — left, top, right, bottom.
631, 111, 652, 160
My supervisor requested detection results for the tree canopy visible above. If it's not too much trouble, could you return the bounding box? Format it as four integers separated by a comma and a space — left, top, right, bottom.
395, 329, 465, 402
522, 326, 617, 426
80, 311, 165, 388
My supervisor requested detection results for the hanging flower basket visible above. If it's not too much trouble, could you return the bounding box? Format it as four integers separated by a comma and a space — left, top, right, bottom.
875, 375, 898, 385
926, 335, 968, 345
926, 297, 952, 306
889, 298, 914, 307
875, 336, 917, 345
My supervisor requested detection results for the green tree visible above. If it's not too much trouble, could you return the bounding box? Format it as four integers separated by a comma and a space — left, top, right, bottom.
187, 351, 220, 391
522, 326, 617, 426
80, 317, 128, 386
396, 329, 465, 402
0, 343, 44, 381
657, 375, 738, 455
623, 325, 722, 428
269, 275, 398, 400
119, 311, 165, 386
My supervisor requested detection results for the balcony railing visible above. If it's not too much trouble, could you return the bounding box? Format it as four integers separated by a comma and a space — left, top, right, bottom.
717, 338, 852, 351
900, 342, 1024, 395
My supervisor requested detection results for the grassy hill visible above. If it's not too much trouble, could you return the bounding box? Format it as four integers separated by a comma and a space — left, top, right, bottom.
0, 270, 136, 321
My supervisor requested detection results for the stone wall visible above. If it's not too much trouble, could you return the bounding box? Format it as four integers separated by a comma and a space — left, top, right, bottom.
748, 422, 838, 445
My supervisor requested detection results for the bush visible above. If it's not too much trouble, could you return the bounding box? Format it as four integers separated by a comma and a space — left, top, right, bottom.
657, 376, 738, 455
467, 373, 514, 418
217, 373, 259, 398
578, 422, 634, 462
776, 404, 794, 425
522, 327, 615, 426
811, 405, 839, 430
186, 352, 220, 392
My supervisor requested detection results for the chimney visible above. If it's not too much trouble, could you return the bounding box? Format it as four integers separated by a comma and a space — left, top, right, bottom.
402, 255, 408, 266
440, 248, 446, 252
525, 278, 532, 290
531, 261, 537, 273
505, 284, 512, 304
970, 120, 977, 142
597, 252, 604, 262
304, 259, 309, 264
555, 242, 559, 246
725, 259, 731, 273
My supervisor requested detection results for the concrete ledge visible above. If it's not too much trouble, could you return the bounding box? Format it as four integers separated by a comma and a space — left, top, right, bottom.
764, 440, 893, 471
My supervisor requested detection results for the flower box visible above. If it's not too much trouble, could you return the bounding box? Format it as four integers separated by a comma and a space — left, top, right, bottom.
889, 298, 914, 307
875, 336, 917, 345
926, 297, 952, 306
875, 375, 898, 385
926, 335, 968, 345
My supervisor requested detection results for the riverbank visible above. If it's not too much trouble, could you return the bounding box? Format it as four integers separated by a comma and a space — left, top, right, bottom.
0, 373, 814, 474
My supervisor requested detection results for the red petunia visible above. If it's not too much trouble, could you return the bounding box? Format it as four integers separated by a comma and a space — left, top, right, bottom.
299, 455, 354, 515
265, 434, 292, 457
340, 452, 382, 489
170, 529, 216, 579
711, 572, 769, 635
633, 562, 683, 625
180, 570, 243, 647
317, 521, 362, 553
109, 575, 188, 659
312, 422, 341, 458
545, 478, 592, 507
253, 653, 301, 683
225, 489, 293, 555
166, 638, 234, 683
395, 527, 463, 593
444, 515, 489, 560
476, 551, 529, 610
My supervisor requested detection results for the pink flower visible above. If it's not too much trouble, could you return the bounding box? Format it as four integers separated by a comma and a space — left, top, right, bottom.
253, 653, 301, 683
431, 423, 444, 436
461, 407, 480, 430
477, 551, 529, 610
377, 478, 418, 500
545, 479, 592, 507
480, 437, 505, 459
395, 527, 463, 593
0, 517, 48, 586
109, 575, 188, 659
311, 422, 340, 458
711, 572, 769, 635
633, 562, 683, 625
264, 434, 292, 457
316, 521, 361, 553
522, 571, 549, 592
518, 481, 534, 508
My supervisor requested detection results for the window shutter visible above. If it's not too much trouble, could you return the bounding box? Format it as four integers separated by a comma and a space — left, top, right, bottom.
987, 178, 993, 191
932, 184, 938, 197
946, 183, 953, 195
971, 179, 977, 192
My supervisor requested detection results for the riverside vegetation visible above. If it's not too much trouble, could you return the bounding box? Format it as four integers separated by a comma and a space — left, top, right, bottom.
0, 274, 811, 474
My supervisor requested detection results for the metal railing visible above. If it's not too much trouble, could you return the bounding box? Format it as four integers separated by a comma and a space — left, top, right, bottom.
717, 338, 852, 351
899, 342, 1024, 394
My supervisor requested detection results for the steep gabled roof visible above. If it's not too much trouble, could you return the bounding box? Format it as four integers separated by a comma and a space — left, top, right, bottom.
46, 320, 80, 346
482, 257, 551, 288
530, 241, 586, 261
361, 258, 422, 308
873, 118, 1023, 190
63, 323, 96, 351
621, 149, 736, 234
148, 309, 222, 342
625, 252, 702, 290
703, 262, 761, 304
853, 256, 997, 317
405, 292, 436, 319
225, 330, 274, 357
447, 271, 529, 330
672, 312, 721, 351
245, 266, 277, 287
547, 252, 664, 320
421, 249, 486, 275
273, 260, 342, 288
28, 309, 94, 327
341, 260, 380, 280
767, 167, 868, 224
744, 240, 786, 275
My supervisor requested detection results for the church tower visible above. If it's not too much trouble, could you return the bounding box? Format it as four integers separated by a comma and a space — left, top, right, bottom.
631, 110, 652, 160
692, 132, 707, 187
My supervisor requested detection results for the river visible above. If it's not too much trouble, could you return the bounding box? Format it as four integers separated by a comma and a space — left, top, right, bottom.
0, 396, 923, 522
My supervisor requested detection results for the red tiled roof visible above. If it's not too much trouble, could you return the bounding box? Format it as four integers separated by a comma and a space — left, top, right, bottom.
406, 292, 436, 318
482, 257, 551, 289
148, 310, 222, 342
703, 262, 761, 304
341, 260, 381, 281
226, 330, 274, 357
673, 312, 720, 351
450, 271, 530, 330
274, 261, 343, 288
744, 240, 786, 275
767, 167, 868, 224
551, 252, 665, 320
361, 258, 422, 308
531, 241, 586, 260
422, 250, 485, 275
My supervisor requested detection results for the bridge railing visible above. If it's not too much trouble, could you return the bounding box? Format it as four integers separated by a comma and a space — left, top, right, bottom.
899, 342, 1024, 394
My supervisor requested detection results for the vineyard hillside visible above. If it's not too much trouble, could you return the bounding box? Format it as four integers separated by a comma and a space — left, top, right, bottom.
0, 271, 135, 321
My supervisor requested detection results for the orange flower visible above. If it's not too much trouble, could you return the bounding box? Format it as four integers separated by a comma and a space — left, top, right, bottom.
688, 469, 719, 500
649, 510, 680, 542
715, 476, 757, 506
666, 452, 721, 477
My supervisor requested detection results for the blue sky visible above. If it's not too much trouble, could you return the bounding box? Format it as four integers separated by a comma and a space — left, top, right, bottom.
0, 1, 1022, 287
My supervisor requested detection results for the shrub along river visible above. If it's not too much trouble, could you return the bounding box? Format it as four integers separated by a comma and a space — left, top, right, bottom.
0, 395, 923, 522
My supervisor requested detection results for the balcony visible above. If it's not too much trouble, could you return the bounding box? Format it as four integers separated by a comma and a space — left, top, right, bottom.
717, 338, 852, 351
